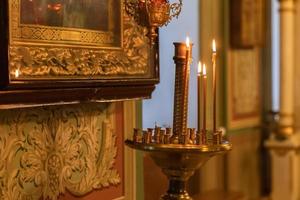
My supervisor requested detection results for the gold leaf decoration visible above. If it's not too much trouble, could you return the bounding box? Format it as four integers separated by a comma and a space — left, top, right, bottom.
0, 103, 120, 200
9, 0, 150, 78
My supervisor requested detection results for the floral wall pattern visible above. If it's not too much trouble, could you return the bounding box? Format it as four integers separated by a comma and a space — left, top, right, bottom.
0, 103, 120, 200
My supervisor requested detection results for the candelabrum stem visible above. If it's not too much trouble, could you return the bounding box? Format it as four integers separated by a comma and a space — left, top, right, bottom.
161, 179, 191, 200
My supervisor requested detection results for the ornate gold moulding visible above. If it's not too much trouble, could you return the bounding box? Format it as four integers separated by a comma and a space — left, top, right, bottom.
125, 140, 232, 200
125, 0, 183, 45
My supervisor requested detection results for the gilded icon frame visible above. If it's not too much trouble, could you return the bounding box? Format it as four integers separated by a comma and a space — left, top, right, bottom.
0, 0, 159, 106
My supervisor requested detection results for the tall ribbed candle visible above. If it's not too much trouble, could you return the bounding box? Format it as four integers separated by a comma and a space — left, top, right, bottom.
171, 38, 192, 144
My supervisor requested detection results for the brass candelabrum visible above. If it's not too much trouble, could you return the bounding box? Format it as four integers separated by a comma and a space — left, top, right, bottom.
125, 0, 183, 45
125, 42, 232, 200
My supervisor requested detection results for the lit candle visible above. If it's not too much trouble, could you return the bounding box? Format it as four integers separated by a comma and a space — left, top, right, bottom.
202, 64, 207, 133
212, 39, 217, 53
212, 39, 217, 132
184, 36, 190, 138
197, 61, 201, 132
186, 37, 190, 66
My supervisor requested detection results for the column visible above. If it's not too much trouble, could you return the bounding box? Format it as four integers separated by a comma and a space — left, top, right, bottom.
266, 2, 300, 200
265, 136, 300, 200
278, 0, 295, 138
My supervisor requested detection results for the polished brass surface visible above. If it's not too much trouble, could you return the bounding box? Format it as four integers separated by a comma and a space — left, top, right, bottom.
124, 38, 231, 199
125, 140, 231, 153
123, 12, 232, 198
125, 140, 232, 200
277, 125, 294, 139
125, 0, 182, 44
213, 129, 222, 144
274, 113, 294, 139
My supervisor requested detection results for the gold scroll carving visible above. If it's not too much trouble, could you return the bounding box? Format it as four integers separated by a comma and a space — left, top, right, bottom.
9, 0, 150, 78
0, 103, 120, 200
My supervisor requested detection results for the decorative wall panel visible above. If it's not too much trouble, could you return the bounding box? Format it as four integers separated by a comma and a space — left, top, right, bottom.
230, 0, 266, 48
227, 49, 261, 129
0, 103, 120, 200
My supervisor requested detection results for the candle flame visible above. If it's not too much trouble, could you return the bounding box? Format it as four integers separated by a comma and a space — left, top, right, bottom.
186, 37, 190, 48
212, 39, 216, 53
198, 61, 202, 74
15, 69, 19, 78
203, 64, 207, 75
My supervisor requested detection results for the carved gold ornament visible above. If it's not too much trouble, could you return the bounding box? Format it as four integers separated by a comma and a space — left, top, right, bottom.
9, 0, 150, 78
125, 0, 183, 45
0, 103, 120, 200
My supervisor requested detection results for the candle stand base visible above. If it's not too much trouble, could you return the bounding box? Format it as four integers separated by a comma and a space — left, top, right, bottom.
125, 140, 232, 200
